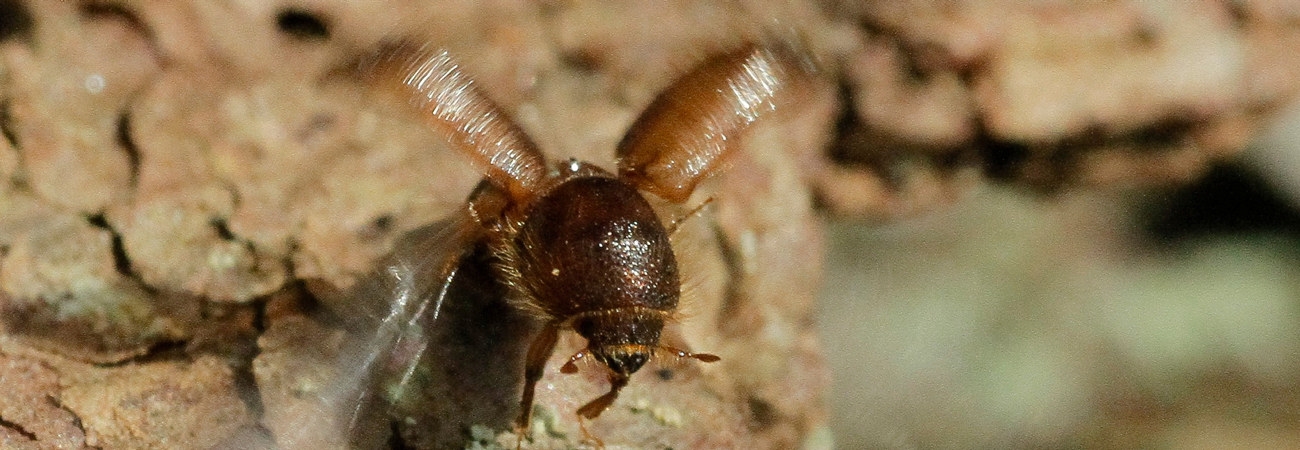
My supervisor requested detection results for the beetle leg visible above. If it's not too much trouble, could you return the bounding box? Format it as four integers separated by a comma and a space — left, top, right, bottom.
515, 321, 562, 437
577, 373, 630, 420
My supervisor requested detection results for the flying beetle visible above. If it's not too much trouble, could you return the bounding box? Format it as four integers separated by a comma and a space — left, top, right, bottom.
327, 40, 815, 447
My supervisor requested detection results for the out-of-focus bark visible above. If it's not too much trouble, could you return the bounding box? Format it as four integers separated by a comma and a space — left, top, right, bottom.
822, 0, 1300, 219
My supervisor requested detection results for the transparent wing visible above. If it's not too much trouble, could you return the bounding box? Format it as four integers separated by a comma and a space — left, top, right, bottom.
327, 209, 482, 448
268, 202, 542, 449
260, 209, 478, 447
616, 44, 817, 203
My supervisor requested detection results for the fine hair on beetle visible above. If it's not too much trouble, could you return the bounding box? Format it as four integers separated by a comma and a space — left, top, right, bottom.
359, 37, 816, 445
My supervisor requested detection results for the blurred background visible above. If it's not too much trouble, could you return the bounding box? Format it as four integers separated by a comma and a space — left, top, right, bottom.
820, 104, 1300, 449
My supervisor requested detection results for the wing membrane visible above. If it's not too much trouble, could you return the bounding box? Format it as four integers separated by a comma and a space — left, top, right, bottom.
271, 209, 485, 448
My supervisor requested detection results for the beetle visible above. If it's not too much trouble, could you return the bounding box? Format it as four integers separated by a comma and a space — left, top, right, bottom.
343, 40, 815, 446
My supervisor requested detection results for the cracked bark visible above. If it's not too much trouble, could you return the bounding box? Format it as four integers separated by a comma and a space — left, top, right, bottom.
0, 416, 39, 442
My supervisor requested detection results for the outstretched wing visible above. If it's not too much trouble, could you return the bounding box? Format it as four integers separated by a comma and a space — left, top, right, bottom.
616, 44, 817, 203
276, 200, 540, 449
270, 209, 486, 449
362, 41, 548, 204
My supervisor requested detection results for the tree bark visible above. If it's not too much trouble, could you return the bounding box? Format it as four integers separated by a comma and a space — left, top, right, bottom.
1, 0, 1297, 448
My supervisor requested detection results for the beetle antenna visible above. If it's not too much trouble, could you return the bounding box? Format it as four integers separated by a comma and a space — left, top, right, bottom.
666, 196, 715, 236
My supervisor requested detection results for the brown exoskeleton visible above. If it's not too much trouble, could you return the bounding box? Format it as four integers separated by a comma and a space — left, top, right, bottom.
361, 40, 814, 444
